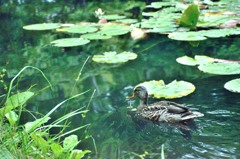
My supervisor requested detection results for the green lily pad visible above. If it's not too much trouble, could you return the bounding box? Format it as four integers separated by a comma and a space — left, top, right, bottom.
176, 56, 199, 66
98, 24, 132, 36
146, 2, 174, 9
136, 80, 195, 99
51, 38, 90, 47
115, 19, 138, 24
168, 32, 207, 41
92, 51, 137, 64
81, 33, 112, 40
198, 63, 240, 75
65, 25, 98, 34
23, 23, 61, 30
176, 55, 214, 66
180, 4, 200, 29
103, 14, 126, 20
224, 78, 240, 93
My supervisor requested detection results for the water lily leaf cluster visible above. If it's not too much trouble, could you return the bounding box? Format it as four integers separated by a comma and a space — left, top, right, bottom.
177, 55, 240, 93
92, 51, 137, 64
23, 22, 133, 47
136, 80, 195, 99
140, 0, 240, 41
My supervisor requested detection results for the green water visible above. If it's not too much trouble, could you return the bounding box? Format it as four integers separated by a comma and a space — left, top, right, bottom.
1, 1, 240, 158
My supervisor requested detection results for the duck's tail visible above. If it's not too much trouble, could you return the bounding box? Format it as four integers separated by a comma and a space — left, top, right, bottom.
181, 112, 204, 121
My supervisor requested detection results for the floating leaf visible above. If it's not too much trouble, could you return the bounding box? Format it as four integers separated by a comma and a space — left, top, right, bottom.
23, 23, 61, 30
176, 56, 198, 66
136, 80, 195, 99
98, 24, 132, 36
115, 19, 138, 24
0, 92, 34, 118
92, 51, 137, 64
176, 55, 214, 66
224, 78, 240, 93
146, 2, 174, 9
103, 14, 126, 20
51, 38, 90, 47
168, 32, 207, 41
65, 25, 98, 34
198, 63, 240, 75
81, 33, 112, 40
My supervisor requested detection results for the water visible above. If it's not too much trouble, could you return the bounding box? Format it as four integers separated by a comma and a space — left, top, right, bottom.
1, 1, 240, 159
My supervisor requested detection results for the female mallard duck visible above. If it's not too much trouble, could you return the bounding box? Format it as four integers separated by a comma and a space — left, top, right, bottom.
128, 86, 204, 123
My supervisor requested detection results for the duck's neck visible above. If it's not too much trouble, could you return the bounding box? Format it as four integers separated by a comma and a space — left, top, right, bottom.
139, 96, 148, 107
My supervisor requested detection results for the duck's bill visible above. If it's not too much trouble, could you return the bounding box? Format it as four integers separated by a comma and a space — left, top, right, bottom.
126, 93, 135, 99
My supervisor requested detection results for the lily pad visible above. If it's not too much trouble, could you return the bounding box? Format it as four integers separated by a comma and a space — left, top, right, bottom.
98, 24, 132, 36
224, 78, 240, 93
92, 51, 137, 64
176, 55, 214, 66
23, 23, 61, 30
176, 56, 199, 66
51, 38, 90, 47
146, 2, 174, 9
103, 14, 126, 20
180, 4, 200, 29
168, 32, 207, 41
115, 19, 138, 24
65, 25, 98, 34
136, 80, 195, 99
198, 63, 240, 75
81, 33, 112, 40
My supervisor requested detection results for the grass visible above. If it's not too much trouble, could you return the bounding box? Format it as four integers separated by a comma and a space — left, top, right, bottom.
0, 65, 93, 159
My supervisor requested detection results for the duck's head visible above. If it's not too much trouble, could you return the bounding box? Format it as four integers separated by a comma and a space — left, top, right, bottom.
128, 86, 148, 106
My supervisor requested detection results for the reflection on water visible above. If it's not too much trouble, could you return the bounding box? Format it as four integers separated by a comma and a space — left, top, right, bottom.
1, 1, 240, 158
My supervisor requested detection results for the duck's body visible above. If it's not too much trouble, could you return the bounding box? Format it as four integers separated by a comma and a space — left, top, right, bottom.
129, 86, 204, 123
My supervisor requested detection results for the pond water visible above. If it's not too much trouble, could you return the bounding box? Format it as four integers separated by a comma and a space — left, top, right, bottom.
1, 1, 240, 159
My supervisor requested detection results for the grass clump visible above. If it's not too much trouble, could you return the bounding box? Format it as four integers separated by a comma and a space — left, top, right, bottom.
0, 66, 91, 159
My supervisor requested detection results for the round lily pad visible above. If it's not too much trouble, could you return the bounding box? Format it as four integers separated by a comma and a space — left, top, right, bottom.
176, 55, 214, 66
115, 19, 138, 24
65, 25, 98, 34
81, 33, 112, 40
198, 63, 240, 75
136, 80, 195, 99
146, 2, 174, 9
224, 78, 240, 93
176, 56, 198, 66
51, 38, 90, 47
98, 24, 132, 36
23, 23, 61, 30
92, 51, 137, 64
168, 32, 207, 41
103, 14, 126, 20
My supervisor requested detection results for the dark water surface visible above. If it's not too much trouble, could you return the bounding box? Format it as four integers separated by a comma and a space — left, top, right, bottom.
0, 1, 240, 159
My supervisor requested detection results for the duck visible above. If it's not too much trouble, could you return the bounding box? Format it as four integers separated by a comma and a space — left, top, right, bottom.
128, 86, 204, 123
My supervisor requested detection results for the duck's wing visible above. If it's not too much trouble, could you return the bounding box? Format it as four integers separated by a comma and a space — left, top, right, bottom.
150, 101, 189, 114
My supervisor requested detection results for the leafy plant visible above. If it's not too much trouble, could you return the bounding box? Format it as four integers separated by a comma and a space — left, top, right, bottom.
0, 66, 92, 158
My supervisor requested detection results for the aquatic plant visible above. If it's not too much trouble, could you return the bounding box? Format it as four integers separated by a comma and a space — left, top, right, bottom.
0, 66, 92, 158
